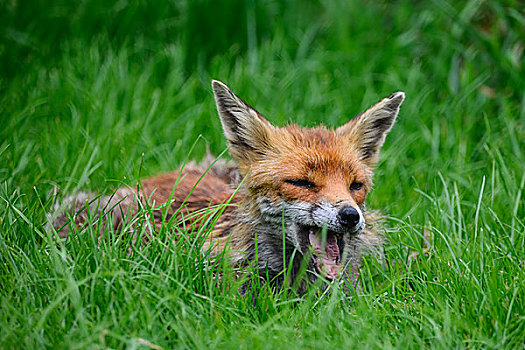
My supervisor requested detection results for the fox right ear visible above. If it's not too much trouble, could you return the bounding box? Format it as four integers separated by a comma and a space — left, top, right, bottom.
212, 80, 274, 165
336, 92, 405, 168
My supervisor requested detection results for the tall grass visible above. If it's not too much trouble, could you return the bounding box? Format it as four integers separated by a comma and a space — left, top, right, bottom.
1, 0, 524, 348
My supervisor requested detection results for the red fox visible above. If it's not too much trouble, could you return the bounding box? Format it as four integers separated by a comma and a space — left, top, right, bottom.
50, 80, 405, 289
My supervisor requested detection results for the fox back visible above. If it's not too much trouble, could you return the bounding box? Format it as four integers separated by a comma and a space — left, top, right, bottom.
50, 80, 405, 290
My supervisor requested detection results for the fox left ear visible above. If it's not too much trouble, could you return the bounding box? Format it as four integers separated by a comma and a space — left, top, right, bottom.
212, 80, 274, 167
336, 92, 405, 168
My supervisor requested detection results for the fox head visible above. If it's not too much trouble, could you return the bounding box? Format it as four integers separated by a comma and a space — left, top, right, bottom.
212, 80, 404, 280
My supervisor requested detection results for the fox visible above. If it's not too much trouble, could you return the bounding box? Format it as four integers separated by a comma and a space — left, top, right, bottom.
49, 80, 405, 290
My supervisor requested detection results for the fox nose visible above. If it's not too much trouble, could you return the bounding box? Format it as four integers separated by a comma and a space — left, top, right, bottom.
338, 206, 360, 228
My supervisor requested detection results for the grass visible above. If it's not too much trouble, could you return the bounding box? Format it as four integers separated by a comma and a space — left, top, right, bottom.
1, 0, 524, 348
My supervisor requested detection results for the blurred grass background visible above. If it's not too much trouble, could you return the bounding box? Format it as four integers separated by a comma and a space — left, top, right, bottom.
1, 0, 524, 348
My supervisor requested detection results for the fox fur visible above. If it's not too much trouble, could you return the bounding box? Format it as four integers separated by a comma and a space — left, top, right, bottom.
49, 80, 405, 290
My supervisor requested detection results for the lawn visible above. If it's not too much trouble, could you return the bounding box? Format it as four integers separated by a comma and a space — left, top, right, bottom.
1, 0, 524, 348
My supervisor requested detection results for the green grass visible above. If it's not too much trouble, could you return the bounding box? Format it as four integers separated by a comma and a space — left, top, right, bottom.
1, 0, 524, 348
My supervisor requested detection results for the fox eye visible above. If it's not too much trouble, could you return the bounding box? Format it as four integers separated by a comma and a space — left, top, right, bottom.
350, 182, 363, 191
285, 179, 316, 189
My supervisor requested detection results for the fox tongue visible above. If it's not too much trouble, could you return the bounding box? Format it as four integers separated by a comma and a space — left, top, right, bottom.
309, 229, 341, 279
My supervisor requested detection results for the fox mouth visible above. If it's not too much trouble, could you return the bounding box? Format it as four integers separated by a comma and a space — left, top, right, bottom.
307, 226, 344, 280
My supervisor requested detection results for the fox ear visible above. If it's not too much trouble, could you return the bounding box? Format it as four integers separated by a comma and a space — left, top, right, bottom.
336, 92, 405, 168
212, 80, 274, 164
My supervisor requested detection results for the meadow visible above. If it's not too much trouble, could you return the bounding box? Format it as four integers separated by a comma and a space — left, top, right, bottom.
1, 0, 524, 348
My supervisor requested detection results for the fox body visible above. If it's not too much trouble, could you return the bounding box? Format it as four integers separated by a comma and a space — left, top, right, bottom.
51, 81, 405, 288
